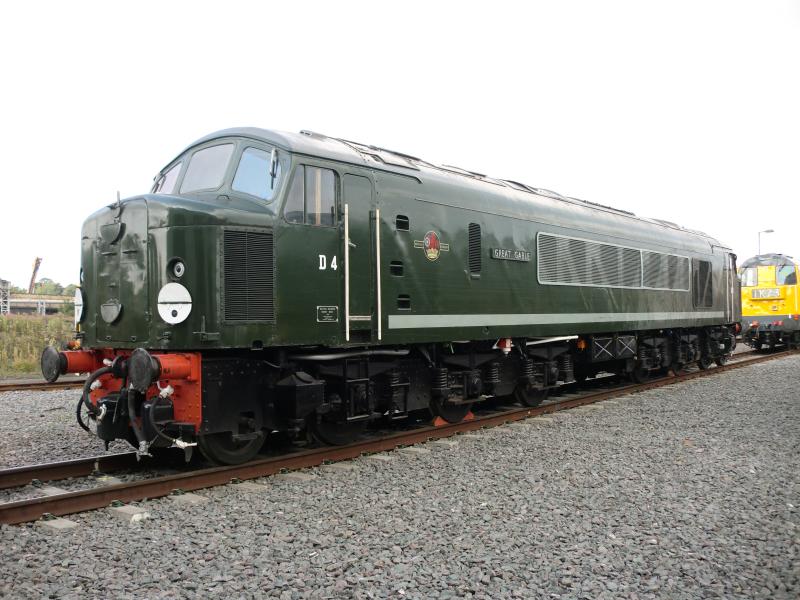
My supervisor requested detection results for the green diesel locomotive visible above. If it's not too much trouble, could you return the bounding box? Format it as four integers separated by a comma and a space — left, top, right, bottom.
42, 128, 741, 464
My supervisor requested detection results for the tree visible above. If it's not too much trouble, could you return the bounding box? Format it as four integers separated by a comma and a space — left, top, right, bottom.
34, 278, 64, 296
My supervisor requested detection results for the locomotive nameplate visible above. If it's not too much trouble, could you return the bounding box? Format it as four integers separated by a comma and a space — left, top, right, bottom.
317, 306, 339, 323
491, 248, 531, 262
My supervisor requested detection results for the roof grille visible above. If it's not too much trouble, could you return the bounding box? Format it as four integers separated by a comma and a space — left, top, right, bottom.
223, 230, 275, 322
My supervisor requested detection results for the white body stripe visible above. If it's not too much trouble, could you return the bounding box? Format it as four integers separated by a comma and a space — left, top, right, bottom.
388, 311, 725, 330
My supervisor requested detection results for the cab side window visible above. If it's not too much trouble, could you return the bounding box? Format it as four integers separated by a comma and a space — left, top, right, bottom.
740, 267, 757, 287
777, 265, 797, 286
284, 166, 337, 226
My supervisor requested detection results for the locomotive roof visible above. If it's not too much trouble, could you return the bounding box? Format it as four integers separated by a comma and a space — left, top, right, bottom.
179, 127, 727, 250
740, 253, 798, 268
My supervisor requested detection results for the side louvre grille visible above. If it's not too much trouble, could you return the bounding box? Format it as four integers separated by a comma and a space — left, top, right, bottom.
642, 251, 690, 291
538, 233, 641, 288
468, 223, 481, 274
223, 230, 275, 321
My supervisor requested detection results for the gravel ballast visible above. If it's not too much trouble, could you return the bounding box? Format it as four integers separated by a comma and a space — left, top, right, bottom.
1, 355, 798, 599
0, 389, 130, 469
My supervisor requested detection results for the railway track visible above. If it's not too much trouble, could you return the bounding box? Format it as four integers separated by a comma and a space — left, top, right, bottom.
0, 348, 795, 525
0, 377, 86, 393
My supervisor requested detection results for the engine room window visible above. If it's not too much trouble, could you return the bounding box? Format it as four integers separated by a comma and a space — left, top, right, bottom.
740, 267, 758, 287
154, 162, 182, 195
232, 147, 282, 200
777, 265, 797, 286
180, 143, 234, 193
284, 166, 337, 227
692, 259, 713, 308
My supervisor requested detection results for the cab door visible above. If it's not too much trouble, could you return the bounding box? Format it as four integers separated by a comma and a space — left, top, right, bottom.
276, 164, 342, 346
723, 252, 740, 324
342, 174, 379, 342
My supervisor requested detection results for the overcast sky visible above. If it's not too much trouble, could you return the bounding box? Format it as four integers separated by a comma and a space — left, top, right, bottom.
0, 0, 797, 288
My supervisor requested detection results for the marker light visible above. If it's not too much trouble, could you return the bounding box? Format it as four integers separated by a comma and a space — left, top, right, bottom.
172, 261, 186, 278
74, 288, 84, 325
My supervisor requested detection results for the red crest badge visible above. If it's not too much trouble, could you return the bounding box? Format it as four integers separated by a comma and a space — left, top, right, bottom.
413, 231, 449, 261
423, 231, 441, 261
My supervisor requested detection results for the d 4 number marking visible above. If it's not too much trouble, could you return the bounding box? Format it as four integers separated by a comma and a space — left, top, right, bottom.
319, 255, 338, 271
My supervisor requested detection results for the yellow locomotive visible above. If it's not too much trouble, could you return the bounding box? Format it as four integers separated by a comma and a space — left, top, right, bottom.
739, 253, 800, 349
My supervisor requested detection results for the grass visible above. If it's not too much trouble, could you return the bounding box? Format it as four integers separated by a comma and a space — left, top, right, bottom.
0, 315, 75, 378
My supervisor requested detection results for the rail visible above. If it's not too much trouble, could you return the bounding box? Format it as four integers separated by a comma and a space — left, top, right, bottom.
0, 378, 86, 393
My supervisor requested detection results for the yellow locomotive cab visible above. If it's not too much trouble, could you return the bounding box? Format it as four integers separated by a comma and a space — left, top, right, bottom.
739, 253, 800, 349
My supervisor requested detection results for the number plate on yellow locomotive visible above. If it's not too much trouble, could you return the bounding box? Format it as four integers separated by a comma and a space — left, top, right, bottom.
752, 288, 780, 299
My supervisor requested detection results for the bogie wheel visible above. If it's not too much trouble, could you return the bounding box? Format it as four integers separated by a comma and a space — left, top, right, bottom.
629, 365, 651, 383
753, 339, 763, 351
670, 362, 689, 376
197, 430, 265, 466
430, 396, 473, 423
790, 333, 800, 350
697, 356, 713, 370
714, 354, 729, 367
309, 416, 366, 446
513, 384, 549, 408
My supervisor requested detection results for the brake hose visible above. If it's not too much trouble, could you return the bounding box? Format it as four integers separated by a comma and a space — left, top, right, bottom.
76, 395, 91, 432
76, 365, 113, 432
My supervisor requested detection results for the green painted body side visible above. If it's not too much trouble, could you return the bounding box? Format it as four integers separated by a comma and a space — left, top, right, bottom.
79, 128, 737, 352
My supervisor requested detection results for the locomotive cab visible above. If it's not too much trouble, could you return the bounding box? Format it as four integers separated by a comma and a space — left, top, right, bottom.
739, 254, 800, 350
44, 129, 389, 463
45, 132, 301, 463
